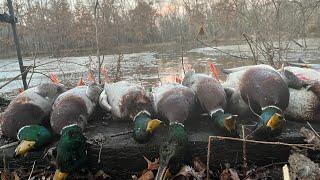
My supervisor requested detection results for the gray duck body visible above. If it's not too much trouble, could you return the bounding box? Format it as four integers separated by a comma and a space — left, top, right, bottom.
182, 72, 227, 114
284, 66, 320, 122
223, 65, 289, 116
152, 83, 196, 124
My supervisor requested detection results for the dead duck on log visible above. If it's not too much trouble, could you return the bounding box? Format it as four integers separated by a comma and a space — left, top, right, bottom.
151, 83, 196, 180
50, 83, 102, 134
54, 124, 87, 180
182, 70, 238, 136
287, 62, 320, 71
99, 76, 161, 143
283, 66, 320, 123
0, 74, 65, 156
222, 65, 288, 139
50, 73, 102, 180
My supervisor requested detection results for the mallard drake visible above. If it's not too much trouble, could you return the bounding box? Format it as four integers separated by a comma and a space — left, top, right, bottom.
182, 71, 237, 136
222, 65, 288, 138
152, 83, 196, 180
287, 62, 320, 71
99, 81, 161, 143
15, 125, 52, 156
0, 81, 65, 138
50, 82, 102, 134
0, 76, 65, 155
283, 66, 320, 122
53, 124, 87, 180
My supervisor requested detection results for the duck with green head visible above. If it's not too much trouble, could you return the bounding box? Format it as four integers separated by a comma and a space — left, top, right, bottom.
50, 81, 102, 134
99, 80, 161, 143
0, 76, 65, 156
282, 66, 320, 123
222, 65, 288, 138
0, 79, 65, 139
15, 125, 53, 156
54, 124, 87, 180
152, 83, 196, 179
182, 71, 238, 136
49, 74, 102, 179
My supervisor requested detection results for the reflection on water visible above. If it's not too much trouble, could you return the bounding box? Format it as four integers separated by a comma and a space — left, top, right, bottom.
1, 39, 320, 98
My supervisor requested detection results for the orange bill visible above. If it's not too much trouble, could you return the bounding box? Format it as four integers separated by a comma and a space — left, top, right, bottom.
101, 66, 110, 83
175, 75, 182, 84
208, 61, 219, 81
77, 76, 85, 86
87, 70, 96, 83
50, 73, 60, 84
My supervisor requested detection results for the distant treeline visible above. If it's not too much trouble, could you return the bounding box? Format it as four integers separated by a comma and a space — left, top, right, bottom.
0, 0, 319, 58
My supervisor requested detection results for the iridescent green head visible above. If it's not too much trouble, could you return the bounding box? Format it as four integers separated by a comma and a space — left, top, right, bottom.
155, 123, 188, 180
254, 106, 286, 139
261, 106, 286, 131
211, 110, 238, 135
133, 111, 162, 143
15, 125, 52, 156
54, 124, 87, 180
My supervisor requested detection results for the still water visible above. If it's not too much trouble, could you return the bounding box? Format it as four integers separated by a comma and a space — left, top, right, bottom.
1, 39, 320, 99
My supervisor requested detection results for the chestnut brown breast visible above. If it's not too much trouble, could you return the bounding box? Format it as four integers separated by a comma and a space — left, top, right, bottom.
0, 97, 45, 138
120, 90, 153, 118
50, 95, 88, 134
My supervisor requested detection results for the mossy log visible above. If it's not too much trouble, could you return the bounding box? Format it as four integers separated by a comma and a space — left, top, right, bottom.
0, 112, 319, 179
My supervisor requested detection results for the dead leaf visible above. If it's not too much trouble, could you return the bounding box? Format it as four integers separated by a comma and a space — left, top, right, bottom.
174, 165, 202, 180
288, 152, 320, 180
192, 157, 212, 178
300, 127, 320, 148
143, 156, 159, 171
1, 170, 10, 180
12, 171, 20, 180
220, 166, 240, 180
192, 157, 206, 173
94, 170, 110, 180
137, 170, 154, 180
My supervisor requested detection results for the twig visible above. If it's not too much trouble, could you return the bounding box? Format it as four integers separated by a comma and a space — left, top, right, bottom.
0, 141, 19, 150
246, 94, 262, 119
307, 121, 320, 139
243, 161, 288, 179
208, 136, 316, 150
98, 143, 103, 164
243, 33, 258, 65
206, 136, 211, 180
94, 0, 101, 84
27, 56, 37, 86
0, 66, 31, 90
110, 130, 133, 137
242, 125, 248, 177
196, 38, 248, 59
3, 150, 7, 173
282, 164, 290, 180
28, 160, 36, 180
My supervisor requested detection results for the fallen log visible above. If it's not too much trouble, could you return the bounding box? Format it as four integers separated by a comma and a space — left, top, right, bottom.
0, 111, 319, 179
